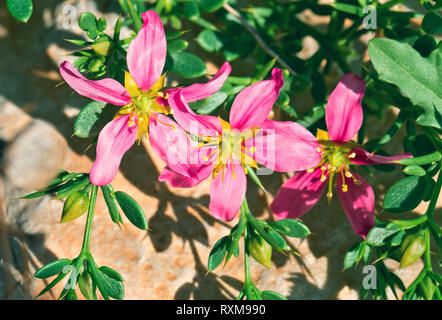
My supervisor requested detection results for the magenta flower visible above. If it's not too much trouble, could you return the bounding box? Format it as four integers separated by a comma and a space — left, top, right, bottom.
157, 69, 322, 221
270, 73, 412, 237
59, 10, 231, 186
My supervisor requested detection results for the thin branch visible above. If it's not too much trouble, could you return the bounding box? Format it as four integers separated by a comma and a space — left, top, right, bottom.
223, 3, 296, 76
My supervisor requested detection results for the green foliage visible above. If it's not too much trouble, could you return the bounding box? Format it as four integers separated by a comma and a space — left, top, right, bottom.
169, 52, 207, 78
23, 0, 442, 301
34, 259, 72, 279
115, 191, 149, 230
369, 38, 442, 129
383, 176, 427, 213
6, 0, 33, 23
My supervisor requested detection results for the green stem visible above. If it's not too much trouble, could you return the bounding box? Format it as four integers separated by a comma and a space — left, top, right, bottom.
425, 164, 442, 220
240, 198, 261, 300
244, 225, 253, 286
80, 185, 98, 255
424, 229, 432, 271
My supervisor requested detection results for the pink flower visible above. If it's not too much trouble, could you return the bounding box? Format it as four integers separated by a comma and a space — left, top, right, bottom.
59, 10, 231, 186
158, 69, 322, 221
270, 73, 412, 238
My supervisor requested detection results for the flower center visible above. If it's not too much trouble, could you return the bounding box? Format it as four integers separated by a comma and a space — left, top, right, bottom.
198, 118, 259, 182
308, 129, 360, 201
116, 72, 172, 143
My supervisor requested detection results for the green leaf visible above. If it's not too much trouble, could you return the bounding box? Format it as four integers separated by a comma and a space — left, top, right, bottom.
259, 227, 288, 251
390, 229, 406, 247
63, 289, 78, 300
115, 191, 148, 230
36, 271, 69, 297
78, 12, 97, 32
261, 290, 287, 300
95, 268, 124, 300
34, 259, 72, 279
55, 175, 90, 199
197, 29, 224, 52
99, 266, 124, 282
332, 3, 364, 17
368, 38, 442, 129
422, 11, 442, 34
197, 0, 224, 12
225, 214, 246, 265
170, 52, 207, 78
101, 185, 123, 226
183, 2, 200, 20
366, 225, 400, 247
383, 176, 426, 213
65, 39, 91, 46
97, 17, 107, 32
74, 101, 117, 138
195, 91, 228, 115
343, 242, 364, 269
403, 165, 426, 176
207, 236, 229, 271
6, 0, 33, 23
270, 219, 310, 238
167, 39, 189, 53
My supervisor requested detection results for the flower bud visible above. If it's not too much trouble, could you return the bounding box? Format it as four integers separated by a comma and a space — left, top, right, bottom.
400, 233, 425, 268
92, 36, 114, 56
419, 276, 436, 300
78, 271, 95, 300
248, 235, 272, 269
61, 191, 89, 223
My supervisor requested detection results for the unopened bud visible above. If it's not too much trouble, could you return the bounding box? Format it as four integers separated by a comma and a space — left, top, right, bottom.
61, 191, 89, 223
400, 233, 425, 268
248, 235, 272, 269
92, 36, 114, 56
78, 271, 95, 300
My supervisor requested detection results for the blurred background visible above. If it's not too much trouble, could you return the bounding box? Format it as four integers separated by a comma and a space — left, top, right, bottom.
0, 0, 440, 299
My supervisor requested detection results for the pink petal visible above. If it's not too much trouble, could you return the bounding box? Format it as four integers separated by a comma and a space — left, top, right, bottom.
90, 115, 138, 186
260, 119, 318, 144
350, 147, 413, 165
325, 73, 365, 144
60, 61, 131, 105
127, 10, 166, 91
336, 171, 375, 238
209, 163, 247, 221
229, 68, 284, 131
167, 91, 222, 136
175, 62, 232, 103
149, 113, 199, 177
159, 165, 212, 188
244, 130, 322, 172
270, 168, 327, 220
